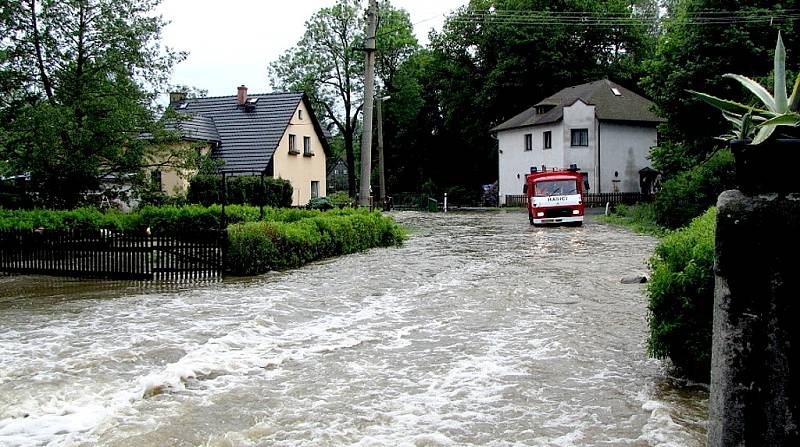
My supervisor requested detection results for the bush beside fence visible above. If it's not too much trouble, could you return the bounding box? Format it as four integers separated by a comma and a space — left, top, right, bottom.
646, 207, 716, 381
1, 206, 407, 278
187, 175, 293, 208
0, 205, 320, 234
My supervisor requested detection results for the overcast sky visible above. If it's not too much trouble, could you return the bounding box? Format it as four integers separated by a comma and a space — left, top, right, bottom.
157, 0, 467, 98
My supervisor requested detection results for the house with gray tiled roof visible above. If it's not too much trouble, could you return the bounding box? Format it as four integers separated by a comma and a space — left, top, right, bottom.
158, 86, 331, 206
491, 79, 664, 203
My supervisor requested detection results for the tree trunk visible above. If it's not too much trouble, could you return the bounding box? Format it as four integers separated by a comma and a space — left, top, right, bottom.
344, 131, 356, 198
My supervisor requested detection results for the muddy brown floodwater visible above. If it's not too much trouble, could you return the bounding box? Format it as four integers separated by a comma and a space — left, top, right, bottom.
0, 211, 708, 446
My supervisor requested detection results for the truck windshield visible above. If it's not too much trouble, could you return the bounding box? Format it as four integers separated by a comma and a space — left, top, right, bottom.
534, 180, 578, 196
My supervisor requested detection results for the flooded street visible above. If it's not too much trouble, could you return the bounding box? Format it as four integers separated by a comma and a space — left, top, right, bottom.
0, 211, 707, 446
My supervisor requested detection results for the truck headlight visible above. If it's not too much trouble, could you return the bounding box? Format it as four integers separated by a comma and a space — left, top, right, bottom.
536, 212, 544, 217
572, 210, 580, 215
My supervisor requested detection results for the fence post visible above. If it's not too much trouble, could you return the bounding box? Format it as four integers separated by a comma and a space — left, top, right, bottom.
444, 193, 448, 213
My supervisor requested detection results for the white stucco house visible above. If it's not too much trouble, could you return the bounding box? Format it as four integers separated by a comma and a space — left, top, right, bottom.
491, 79, 664, 203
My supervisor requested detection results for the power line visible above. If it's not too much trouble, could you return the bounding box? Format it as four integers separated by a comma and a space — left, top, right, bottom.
375, 8, 800, 39
448, 9, 800, 27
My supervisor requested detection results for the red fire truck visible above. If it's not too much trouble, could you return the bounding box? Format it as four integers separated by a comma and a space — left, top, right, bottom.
525, 164, 585, 226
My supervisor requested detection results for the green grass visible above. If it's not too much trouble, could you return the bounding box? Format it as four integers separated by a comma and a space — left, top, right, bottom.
596, 203, 671, 237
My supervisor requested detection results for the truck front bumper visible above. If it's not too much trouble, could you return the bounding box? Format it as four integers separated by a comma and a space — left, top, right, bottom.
533, 216, 583, 225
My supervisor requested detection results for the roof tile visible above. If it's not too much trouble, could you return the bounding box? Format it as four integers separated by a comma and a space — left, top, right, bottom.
175, 92, 305, 173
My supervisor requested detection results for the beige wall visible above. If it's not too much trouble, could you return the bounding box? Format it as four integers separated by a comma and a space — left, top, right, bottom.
272, 101, 328, 206
147, 142, 210, 197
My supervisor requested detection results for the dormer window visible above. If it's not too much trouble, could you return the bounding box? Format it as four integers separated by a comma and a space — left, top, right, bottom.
244, 97, 259, 112
177, 102, 188, 110
611, 87, 622, 96
535, 104, 555, 115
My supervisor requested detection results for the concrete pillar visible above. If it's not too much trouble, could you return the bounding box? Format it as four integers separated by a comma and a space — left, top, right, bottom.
709, 190, 800, 445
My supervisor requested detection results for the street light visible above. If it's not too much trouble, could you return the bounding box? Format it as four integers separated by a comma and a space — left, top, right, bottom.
376, 95, 391, 209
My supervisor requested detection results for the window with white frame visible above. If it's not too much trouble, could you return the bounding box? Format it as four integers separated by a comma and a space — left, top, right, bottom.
524, 133, 532, 151
543, 131, 552, 149
570, 128, 589, 147
304, 136, 313, 156
311, 181, 320, 198
289, 134, 299, 154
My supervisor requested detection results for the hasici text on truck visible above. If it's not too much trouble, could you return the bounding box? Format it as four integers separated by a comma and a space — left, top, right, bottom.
524, 165, 584, 226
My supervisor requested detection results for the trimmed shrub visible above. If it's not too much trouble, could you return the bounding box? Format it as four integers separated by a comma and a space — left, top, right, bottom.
0, 206, 407, 276
653, 149, 734, 229
647, 207, 716, 381
0, 205, 268, 233
327, 191, 353, 208
187, 175, 293, 208
308, 196, 333, 210
0, 207, 130, 231
225, 209, 406, 276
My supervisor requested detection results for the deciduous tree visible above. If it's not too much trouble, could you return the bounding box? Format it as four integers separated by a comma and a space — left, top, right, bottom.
0, 0, 186, 208
640, 0, 800, 175
269, 0, 365, 198
270, 0, 418, 198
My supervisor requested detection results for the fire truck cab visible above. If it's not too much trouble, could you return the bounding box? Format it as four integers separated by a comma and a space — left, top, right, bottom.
525, 164, 584, 226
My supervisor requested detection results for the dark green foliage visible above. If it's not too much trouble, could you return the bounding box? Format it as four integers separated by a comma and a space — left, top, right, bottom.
444, 185, 482, 206
0, 205, 358, 234
307, 196, 334, 210
0, 179, 34, 209
224, 209, 406, 275
0, 205, 405, 275
0, 0, 187, 208
647, 207, 716, 382
187, 175, 293, 208
137, 190, 188, 208
0, 206, 127, 231
640, 0, 800, 166
270, 0, 418, 198
380, 0, 656, 194
653, 149, 735, 229
326, 191, 353, 208
0, 205, 261, 233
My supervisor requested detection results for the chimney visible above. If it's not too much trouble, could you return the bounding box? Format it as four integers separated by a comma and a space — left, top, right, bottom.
237, 85, 248, 105
169, 91, 187, 104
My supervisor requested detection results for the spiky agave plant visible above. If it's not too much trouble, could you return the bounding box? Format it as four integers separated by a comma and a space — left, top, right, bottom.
690, 32, 800, 145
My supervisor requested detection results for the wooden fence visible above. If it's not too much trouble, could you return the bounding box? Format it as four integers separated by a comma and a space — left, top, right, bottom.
504, 192, 653, 208
0, 229, 226, 281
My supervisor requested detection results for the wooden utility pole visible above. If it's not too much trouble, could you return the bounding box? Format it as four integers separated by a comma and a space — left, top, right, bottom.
359, 0, 378, 207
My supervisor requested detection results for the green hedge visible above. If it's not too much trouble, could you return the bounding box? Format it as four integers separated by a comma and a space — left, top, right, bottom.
0, 205, 322, 234
0, 207, 128, 231
0, 206, 406, 277
225, 209, 406, 275
653, 149, 734, 229
187, 175, 293, 208
647, 207, 716, 381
